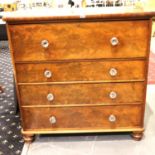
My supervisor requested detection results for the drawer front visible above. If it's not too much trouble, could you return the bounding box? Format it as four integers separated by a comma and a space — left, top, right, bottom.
22, 105, 143, 130
16, 60, 146, 83
9, 20, 149, 61
19, 82, 145, 106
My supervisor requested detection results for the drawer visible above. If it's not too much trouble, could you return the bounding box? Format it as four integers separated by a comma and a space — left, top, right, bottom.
9, 20, 149, 62
16, 60, 146, 83
21, 105, 143, 130
19, 82, 145, 106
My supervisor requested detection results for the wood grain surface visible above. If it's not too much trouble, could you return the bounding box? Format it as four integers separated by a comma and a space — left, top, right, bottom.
21, 105, 143, 130
19, 82, 145, 106
9, 20, 149, 61
4, 9, 154, 141
16, 60, 146, 83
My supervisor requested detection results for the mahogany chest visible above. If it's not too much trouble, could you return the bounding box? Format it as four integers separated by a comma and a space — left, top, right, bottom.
3, 8, 155, 142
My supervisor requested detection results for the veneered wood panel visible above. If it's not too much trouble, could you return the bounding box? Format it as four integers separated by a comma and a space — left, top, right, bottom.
19, 82, 145, 106
5, 13, 153, 140
9, 20, 149, 61
21, 105, 143, 130
16, 60, 146, 83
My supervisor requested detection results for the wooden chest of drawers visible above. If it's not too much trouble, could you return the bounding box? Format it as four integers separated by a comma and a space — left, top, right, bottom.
3, 9, 155, 142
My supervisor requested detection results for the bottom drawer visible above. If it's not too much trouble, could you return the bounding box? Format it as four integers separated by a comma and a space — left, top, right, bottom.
21, 105, 143, 131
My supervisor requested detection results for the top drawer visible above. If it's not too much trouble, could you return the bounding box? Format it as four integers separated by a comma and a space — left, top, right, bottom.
9, 20, 149, 62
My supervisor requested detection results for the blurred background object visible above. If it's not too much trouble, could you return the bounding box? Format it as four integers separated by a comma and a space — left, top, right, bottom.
146, 0, 155, 9
0, 3, 4, 12
0, 0, 152, 10
0, 0, 17, 12
3, 3, 17, 12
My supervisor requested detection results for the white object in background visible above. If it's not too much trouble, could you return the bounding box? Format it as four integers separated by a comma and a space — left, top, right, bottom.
0, 12, 6, 24
0, 0, 16, 4
73, 0, 82, 8
0, 19, 6, 24
21, 143, 30, 155
16, 0, 29, 10
151, 38, 155, 54
53, 0, 68, 8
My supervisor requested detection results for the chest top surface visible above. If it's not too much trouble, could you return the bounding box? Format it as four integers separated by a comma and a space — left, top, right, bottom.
2, 6, 155, 24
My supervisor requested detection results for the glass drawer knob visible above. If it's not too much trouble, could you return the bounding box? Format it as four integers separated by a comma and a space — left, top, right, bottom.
109, 68, 117, 77
47, 93, 54, 101
44, 70, 52, 78
109, 91, 117, 99
49, 116, 57, 124
41, 40, 49, 48
109, 115, 116, 122
110, 37, 119, 46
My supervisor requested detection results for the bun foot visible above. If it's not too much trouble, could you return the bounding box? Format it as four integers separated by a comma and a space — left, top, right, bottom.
0, 86, 3, 94
131, 132, 143, 141
23, 134, 35, 143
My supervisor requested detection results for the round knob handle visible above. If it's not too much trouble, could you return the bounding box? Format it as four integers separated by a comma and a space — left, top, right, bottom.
109, 91, 117, 99
110, 37, 119, 46
47, 93, 54, 101
49, 116, 57, 124
109, 68, 118, 77
41, 40, 49, 48
44, 70, 52, 78
109, 114, 116, 122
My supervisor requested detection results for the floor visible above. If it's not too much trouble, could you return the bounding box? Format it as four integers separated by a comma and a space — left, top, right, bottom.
0, 41, 24, 155
21, 85, 155, 155
148, 37, 155, 84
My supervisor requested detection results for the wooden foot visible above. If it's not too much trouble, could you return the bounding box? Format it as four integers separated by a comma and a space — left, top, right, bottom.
0, 86, 3, 94
131, 132, 143, 141
23, 134, 35, 143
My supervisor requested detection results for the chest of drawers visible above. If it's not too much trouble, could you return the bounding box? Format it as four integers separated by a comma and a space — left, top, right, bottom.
3, 9, 155, 142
